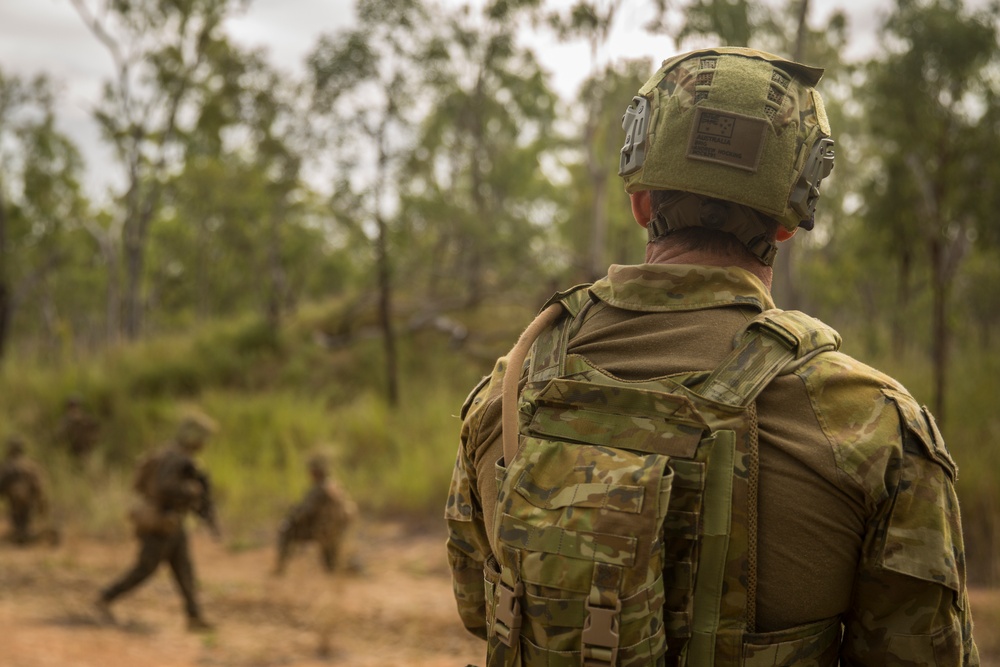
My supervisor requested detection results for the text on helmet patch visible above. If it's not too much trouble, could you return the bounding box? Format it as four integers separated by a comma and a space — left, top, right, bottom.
686, 107, 767, 172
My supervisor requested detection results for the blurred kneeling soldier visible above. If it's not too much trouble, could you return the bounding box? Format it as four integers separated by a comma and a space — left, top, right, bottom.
0, 436, 59, 546
97, 412, 219, 631
274, 452, 356, 576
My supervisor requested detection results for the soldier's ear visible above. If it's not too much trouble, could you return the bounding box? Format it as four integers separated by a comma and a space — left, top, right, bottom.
776, 227, 797, 242
630, 191, 652, 228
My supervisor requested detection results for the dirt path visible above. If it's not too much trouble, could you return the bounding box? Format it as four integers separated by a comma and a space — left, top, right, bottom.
0, 520, 484, 667
4, 522, 999, 666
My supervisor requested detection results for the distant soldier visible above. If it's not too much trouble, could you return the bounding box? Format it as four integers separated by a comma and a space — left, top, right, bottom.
0, 436, 59, 546
97, 412, 219, 631
273, 452, 356, 576
56, 394, 100, 460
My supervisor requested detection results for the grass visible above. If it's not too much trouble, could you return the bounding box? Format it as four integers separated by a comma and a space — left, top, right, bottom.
0, 300, 508, 552
3, 296, 999, 585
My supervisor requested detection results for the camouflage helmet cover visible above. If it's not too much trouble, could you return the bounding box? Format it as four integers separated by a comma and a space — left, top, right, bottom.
307, 452, 329, 476
6, 435, 25, 458
619, 46, 835, 231
176, 411, 217, 450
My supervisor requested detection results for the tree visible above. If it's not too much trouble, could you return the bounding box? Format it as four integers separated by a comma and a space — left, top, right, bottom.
675, 0, 772, 47
559, 60, 651, 276
307, 0, 432, 406
195, 51, 305, 331
70, 0, 248, 340
398, 1, 563, 304
544, 1, 628, 280
861, 0, 1000, 420
0, 70, 87, 361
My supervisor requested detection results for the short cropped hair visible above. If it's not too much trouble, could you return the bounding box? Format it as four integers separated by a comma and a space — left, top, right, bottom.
648, 190, 779, 260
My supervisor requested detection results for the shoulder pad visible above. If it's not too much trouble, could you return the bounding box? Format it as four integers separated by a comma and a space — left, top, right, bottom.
540, 283, 593, 319
749, 309, 841, 359
882, 388, 957, 480
460, 374, 492, 421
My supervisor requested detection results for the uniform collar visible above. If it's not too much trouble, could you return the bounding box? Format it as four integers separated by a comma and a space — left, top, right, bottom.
589, 263, 775, 313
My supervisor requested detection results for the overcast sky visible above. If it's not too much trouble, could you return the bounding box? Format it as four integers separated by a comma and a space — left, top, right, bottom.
0, 0, 889, 196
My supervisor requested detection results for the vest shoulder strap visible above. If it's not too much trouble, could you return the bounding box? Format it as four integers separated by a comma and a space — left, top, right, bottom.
699, 308, 841, 407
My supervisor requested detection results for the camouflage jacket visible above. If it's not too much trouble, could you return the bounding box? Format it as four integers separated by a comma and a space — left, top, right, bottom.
133, 445, 207, 514
282, 480, 356, 544
445, 263, 979, 665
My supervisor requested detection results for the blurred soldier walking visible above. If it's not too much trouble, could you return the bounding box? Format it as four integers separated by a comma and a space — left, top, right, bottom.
0, 436, 59, 546
97, 412, 219, 631
446, 47, 979, 665
273, 452, 356, 576
55, 394, 100, 460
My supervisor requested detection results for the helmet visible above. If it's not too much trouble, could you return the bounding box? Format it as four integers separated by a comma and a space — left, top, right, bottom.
6, 436, 25, 458
619, 47, 835, 234
175, 411, 217, 450
307, 452, 329, 477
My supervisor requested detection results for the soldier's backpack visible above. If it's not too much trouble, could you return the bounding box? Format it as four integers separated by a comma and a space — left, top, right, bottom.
486, 287, 842, 667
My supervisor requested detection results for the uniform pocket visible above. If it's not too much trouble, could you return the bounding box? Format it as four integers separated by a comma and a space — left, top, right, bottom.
880, 455, 962, 595
886, 617, 961, 667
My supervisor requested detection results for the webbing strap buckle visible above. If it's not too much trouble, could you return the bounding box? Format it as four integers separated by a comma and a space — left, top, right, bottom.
582, 599, 621, 667
493, 579, 523, 648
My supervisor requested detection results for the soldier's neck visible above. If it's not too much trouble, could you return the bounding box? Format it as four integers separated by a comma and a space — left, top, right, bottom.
644, 243, 773, 290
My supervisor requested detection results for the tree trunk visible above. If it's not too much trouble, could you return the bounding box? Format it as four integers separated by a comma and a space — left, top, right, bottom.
891, 250, 912, 356
0, 186, 9, 362
121, 216, 145, 340
376, 210, 398, 406
586, 113, 609, 281
772, 0, 811, 310
375, 124, 399, 407
929, 238, 948, 423
103, 237, 122, 347
265, 206, 288, 332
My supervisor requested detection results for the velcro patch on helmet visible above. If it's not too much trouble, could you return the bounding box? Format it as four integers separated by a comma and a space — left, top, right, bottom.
686, 107, 767, 172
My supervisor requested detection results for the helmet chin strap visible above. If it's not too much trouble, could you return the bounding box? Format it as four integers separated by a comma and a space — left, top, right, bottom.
647, 192, 778, 266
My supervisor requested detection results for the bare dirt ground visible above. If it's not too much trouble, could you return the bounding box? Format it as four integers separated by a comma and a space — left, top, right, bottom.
3, 520, 999, 667
0, 520, 484, 667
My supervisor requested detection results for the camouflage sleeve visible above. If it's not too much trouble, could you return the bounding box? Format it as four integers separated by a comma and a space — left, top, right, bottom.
841, 390, 979, 666
445, 373, 495, 641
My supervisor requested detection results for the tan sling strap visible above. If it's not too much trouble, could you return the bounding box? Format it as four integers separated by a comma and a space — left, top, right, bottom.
501, 303, 564, 466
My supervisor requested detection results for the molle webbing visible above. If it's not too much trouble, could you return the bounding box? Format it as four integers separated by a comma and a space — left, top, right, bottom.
494, 291, 841, 667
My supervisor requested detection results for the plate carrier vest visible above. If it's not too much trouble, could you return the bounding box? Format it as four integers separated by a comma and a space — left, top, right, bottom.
485, 285, 843, 667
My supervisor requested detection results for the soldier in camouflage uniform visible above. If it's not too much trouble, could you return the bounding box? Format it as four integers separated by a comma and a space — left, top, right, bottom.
0, 436, 59, 546
273, 452, 356, 576
97, 412, 218, 631
445, 47, 979, 665
55, 394, 100, 460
